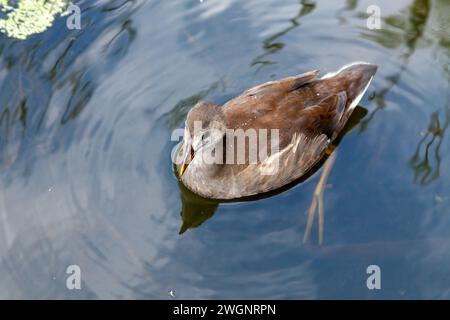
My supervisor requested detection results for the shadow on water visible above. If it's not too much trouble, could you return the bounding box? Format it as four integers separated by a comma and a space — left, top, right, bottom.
176, 106, 368, 235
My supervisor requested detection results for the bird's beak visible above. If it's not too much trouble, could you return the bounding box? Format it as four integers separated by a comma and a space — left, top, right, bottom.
179, 163, 188, 176
179, 144, 193, 177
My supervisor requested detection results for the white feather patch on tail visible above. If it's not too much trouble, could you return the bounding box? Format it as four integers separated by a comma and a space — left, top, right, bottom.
320, 61, 374, 80
321, 61, 375, 111
348, 75, 373, 111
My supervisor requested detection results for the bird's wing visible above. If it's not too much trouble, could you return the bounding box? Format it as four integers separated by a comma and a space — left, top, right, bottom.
297, 91, 347, 138
236, 132, 330, 195
222, 70, 320, 134
243, 70, 320, 97
224, 70, 319, 111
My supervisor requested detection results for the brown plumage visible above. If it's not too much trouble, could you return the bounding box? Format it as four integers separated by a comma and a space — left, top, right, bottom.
175, 62, 377, 199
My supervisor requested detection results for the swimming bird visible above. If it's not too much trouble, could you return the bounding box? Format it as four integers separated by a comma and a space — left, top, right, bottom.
175, 62, 377, 199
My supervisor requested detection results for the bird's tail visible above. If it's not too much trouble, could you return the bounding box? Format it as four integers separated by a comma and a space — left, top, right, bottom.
322, 61, 377, 112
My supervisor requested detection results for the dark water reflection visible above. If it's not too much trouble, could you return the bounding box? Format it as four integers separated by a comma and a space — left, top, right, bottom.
0, 0, 449, 299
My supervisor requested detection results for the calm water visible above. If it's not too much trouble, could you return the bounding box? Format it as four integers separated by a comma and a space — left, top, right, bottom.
0, 0, 449, 299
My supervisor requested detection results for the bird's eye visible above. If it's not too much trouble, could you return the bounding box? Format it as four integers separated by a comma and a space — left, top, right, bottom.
201, 132, 210, 144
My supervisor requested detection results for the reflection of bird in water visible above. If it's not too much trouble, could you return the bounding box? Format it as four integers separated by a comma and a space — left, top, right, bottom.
302, 105, 368, 244
177, 106, 369, 243
175, 62, 376, 200
303, 150, 336, 245
178, 181, 219, 235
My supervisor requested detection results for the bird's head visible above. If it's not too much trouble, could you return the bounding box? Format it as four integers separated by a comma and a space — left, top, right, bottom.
177, 101, 226, 177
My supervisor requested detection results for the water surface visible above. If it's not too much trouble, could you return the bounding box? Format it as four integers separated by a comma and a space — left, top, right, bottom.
0, 0, 449, 299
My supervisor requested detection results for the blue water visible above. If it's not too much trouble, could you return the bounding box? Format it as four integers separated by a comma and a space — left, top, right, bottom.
0, 0, 449, 299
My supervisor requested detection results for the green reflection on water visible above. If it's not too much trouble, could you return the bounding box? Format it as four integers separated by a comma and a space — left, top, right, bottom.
251, 0, 316, 71
359, 0, 431, 133
163, 80, 226, 130
410, 104, 450, 185
0, 1, 139, 169
353, 0, 450, 185
0, 0, 69, 40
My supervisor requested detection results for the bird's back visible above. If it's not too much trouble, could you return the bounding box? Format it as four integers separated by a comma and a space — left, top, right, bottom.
223, 63, 376, 150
